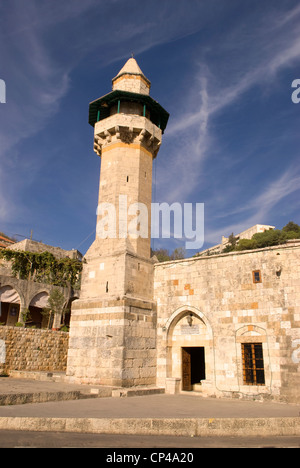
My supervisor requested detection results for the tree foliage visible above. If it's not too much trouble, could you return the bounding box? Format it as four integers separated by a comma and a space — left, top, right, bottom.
47, 288, 66, 315
151, 247, 186, 262
282, 221, 300, 233
222, 233, 239, 253
0, 249, 82, 288
42, 289, 68, 329
223, 222, 300, 253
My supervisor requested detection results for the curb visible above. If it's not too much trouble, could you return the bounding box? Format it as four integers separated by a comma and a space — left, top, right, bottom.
0, 417, 299, 437
0, 388, 164, 406
0, 391, 98, 406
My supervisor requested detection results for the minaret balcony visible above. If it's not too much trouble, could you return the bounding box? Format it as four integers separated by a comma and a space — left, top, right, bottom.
93, 113, 162, 157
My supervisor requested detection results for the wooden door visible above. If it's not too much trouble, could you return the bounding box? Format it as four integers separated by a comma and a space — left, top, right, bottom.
182, 348, 192, 391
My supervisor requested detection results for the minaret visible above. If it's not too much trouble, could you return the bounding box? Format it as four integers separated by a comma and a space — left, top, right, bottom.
66, 58, 169, 387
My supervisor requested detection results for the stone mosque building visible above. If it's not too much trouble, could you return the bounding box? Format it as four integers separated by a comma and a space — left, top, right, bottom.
65, 58, 300, 404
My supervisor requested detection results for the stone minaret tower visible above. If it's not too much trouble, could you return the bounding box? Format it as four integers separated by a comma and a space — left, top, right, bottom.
66, 58, 169, 386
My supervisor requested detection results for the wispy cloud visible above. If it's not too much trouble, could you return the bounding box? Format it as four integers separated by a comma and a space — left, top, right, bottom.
0, 15, 73, 224
0, 0, 299, 250
206, 166, 300, 240
159, 3, 300, 205
245, 169, 300, 219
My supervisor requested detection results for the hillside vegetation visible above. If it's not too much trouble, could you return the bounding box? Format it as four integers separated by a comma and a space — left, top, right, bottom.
223, 222, 300, 253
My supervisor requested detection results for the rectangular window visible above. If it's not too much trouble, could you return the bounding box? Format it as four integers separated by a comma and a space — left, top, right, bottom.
242, 343, 265, 385
252, 270, 262, 283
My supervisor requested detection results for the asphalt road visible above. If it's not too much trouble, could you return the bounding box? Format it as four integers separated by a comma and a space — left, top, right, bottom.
0, 431, 299, 448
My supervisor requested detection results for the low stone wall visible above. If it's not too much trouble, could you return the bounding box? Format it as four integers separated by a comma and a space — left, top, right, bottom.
0, 326, 69, 374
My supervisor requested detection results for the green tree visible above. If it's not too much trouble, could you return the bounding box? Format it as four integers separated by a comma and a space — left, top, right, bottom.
44, 289, 66, 329
151, 248, 170, 262
282, 222, 300, 240
151, 247, 186, 262
236, 238, 258, 251
251, 229, 287, 248
282, 221, 300, 233
223, 233, 239, 253
170, 248, 186, 260
0, 249, 82, 288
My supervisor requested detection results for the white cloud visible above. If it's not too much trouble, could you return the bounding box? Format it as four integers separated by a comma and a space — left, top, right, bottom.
204, 167, 300, 245
0, 167, 16, 222
1, 0, 299, 247
159, 4, 300, 206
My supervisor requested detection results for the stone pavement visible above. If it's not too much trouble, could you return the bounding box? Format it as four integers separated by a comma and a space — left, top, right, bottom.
0, 376, 300, 437
0, 375, 112, 405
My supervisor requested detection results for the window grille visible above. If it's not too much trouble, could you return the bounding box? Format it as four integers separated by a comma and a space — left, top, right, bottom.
252, 270, 262, 283
242, 343, 265, 385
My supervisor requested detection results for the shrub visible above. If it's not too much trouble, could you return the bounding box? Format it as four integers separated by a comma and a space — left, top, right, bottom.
236, 238, 258, 251
222, 221, 300, 253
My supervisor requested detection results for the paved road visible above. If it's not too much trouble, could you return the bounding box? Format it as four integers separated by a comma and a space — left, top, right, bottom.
0, 378, 299, 420
0, 430, 299, 448
1, 393, 299, 419
1, 378, 300, 442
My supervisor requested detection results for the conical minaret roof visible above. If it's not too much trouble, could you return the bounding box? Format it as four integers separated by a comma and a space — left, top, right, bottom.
112, 57, 151, 95
115, 57, 145, 78
89, 58, 169, 133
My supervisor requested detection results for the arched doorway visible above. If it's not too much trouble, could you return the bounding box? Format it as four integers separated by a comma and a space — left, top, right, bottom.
165, 306, 214, 392
28, 292, 49, 328
0, 286, 21, 326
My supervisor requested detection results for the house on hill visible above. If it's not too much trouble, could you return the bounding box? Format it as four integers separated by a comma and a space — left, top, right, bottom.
0, 233, 15, 250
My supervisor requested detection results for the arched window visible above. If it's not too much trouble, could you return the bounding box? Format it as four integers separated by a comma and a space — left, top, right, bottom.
0, 286, 20, 304
0, 286, 21, 325
28, 292, 50, 328
30, 292, 49, 309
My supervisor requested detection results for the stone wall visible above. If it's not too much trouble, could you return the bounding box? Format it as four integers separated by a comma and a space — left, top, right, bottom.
67, 296, 157, 387
9, 239, 81, 260
0, 326, 69, 374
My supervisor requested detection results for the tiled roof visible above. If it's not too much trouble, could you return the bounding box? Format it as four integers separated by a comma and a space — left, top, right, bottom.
0, 234, 15, 249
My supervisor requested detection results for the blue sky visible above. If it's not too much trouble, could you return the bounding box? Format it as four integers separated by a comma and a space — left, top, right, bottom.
0, 0, 299, 256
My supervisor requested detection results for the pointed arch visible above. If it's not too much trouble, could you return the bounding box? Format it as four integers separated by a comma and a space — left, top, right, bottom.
0, 285, 22, 325
29, 291, 49, 308
161, 305, 215, 389
164, 305, 213, 346
0, 285, 21, 304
